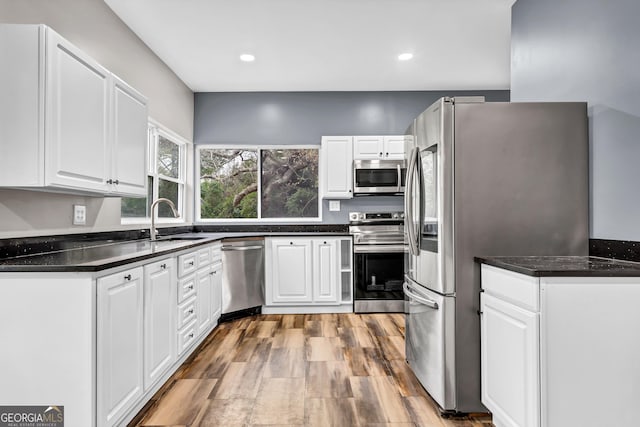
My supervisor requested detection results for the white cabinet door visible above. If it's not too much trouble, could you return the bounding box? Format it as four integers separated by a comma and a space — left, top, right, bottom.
97, 267, 144, 427
45, 28, 110, 193
481, 293, 540, 427
268, 238, 313, 304
211, 261, 222, 323
383, 136, 405, 159
353, 136, 384, 159
312, 239, 339, 304
321, 136, 353, 198
111, 74, 148, 196
143, 258, 176, 391
196, 266, 213, 336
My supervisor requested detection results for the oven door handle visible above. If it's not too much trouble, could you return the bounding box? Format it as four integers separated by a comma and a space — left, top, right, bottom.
396, 163, 402, 193
403, 282, 439, 309
353, 244, 407, 253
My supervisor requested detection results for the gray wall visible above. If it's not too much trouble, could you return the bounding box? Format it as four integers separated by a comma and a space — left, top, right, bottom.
194, 90, 510, 223
0, 0, 194, 238
511, 0, 640, 240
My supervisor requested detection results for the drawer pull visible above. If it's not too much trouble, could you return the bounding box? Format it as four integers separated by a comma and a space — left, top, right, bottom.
161, 263, 167, 269
188, 333, 194, 338
188, 261, 195, 266
188, 309, 194, 314
188, 285, 194, 290
124, 274, 132, 281
210, 271, 217, 275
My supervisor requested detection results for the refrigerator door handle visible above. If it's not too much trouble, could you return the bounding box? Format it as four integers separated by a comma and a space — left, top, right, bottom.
406, 147, 420, 256
403, 282, 439, 309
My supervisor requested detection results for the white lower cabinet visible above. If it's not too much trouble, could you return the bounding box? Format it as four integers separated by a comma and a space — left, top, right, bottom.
211, 261, 222, 323
143, 258, 176, 391
480, 263, 640, 427
97, 267, 144, 427
264, 236, 352, 313
312, 239, 339, 303
268, 238, 313, 304
481, 292, 539, 427
196, 265, 213, 336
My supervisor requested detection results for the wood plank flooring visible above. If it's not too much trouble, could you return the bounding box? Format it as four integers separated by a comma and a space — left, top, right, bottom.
130, 313, 493, 427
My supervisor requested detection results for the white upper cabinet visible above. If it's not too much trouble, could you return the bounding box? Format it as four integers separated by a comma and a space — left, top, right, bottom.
321, 136, 353, 199
46, 29, 111, 193
111, 75, 148, 196
0, 24, 148, 196
353, 136, 405, 160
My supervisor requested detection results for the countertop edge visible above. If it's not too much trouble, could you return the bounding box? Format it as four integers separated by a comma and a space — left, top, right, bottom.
475, 256, 640, 277
0, 232, 352, 272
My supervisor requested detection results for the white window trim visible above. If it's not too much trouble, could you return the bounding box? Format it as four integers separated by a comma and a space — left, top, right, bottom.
196, 144, 323, 223
121, 119, 191, 225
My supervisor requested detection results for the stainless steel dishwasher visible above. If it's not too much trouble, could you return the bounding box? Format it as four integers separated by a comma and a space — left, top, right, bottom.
220, 237, 265, 321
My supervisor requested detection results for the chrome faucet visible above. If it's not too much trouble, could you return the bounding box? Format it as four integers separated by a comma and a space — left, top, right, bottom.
150, 198, 179, 241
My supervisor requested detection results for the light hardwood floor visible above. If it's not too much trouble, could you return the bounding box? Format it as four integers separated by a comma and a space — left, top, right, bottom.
130, 313, 493, 427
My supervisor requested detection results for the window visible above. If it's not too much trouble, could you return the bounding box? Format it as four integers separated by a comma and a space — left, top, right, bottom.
121, 122, 188, 222
197, 146, 320, 221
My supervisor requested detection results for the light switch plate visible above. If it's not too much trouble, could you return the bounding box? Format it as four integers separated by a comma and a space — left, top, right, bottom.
329, 200, 341, 211
73, 204, 86, 225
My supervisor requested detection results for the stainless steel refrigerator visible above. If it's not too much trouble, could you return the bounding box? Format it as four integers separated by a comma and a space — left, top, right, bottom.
403, 97, 589, 414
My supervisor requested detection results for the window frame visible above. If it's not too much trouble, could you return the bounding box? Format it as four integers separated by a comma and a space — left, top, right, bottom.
196, 144, 322, 223
121, 120, 189, 225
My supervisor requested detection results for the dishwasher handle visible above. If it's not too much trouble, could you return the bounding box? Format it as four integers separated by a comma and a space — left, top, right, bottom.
222, 245, 264, 251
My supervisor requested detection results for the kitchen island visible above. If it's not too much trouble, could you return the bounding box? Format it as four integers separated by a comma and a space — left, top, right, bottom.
476, 256, 640, 427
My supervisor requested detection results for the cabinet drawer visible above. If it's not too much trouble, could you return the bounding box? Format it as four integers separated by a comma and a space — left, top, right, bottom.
197, 247, 212, 267
177, 296, 197, 329
178, 273, 197, 303
178, 320, 198, 356
481, 264, 539, 311
178, 252, 198, 277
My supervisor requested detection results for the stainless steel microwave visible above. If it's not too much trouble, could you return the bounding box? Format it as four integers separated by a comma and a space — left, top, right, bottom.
353, 159, 406, 194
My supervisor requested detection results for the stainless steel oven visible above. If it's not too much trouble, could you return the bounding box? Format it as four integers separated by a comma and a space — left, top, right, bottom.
350, 211, 406, 313
353, 160, 406, 195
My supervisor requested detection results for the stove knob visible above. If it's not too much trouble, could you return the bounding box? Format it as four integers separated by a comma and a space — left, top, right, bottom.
399, 213, 405, 219
393, 213, 399, 219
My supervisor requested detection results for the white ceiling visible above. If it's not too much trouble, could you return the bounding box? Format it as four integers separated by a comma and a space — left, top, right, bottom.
105, 0, 516, 92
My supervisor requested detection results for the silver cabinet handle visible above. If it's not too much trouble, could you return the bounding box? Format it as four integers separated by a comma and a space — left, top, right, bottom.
403, 282, 439, 309
221, 245, 263, 251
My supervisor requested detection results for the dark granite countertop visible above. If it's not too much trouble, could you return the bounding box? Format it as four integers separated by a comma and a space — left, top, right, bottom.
475, 256, 640, 277
0, 231, 351, 272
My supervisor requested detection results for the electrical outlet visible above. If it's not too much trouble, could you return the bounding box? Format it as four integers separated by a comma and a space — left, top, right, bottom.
329, 200, 341, 211
73, 205, 86, 225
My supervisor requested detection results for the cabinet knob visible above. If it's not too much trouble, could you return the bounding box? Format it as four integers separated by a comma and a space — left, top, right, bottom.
385, 152, 389, 157
188, 285, 194, 290
379, 152, 383, 157
188, 261, 195, 266
114, 179, 119, 185
106, 179, 113, 184
348, 189, 352, 193
290, 242, 293, 245
161, 263, 167, 269
324, 241, 327, 244
124, 274, 132, 281
188, 333, 194, 338
188, 309, 194, 314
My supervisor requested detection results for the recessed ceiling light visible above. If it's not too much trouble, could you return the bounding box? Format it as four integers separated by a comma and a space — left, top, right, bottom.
398, 53, 413, 61
240, 54, 255, 62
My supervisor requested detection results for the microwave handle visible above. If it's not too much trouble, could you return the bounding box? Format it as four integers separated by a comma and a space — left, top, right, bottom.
396, 164, 401, 193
